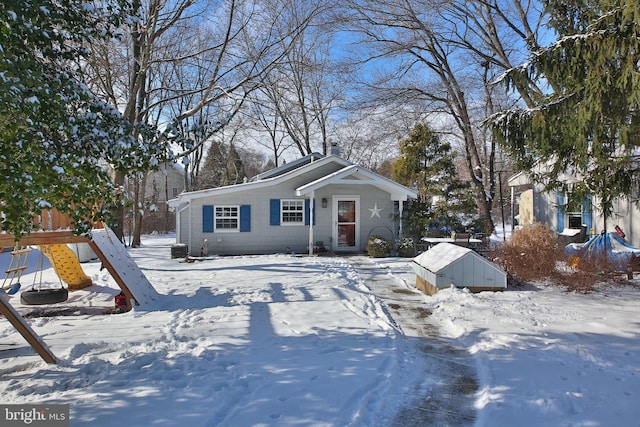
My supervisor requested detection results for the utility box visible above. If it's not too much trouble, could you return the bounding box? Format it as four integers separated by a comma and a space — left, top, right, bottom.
171, 244, 188, 259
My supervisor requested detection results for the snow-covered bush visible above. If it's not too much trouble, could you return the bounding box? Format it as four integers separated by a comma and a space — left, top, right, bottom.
366, 235, 391, 258
396, 238, 415, 257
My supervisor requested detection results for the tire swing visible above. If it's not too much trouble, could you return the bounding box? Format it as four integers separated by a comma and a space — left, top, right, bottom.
20, 247, 68, 306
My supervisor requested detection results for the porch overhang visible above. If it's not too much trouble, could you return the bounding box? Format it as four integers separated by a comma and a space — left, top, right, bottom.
295, 165, 417, 201
507, 171, 531, 187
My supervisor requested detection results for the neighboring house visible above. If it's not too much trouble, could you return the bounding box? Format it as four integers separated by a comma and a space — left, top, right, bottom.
140, 162, 185, 233
144, 162, 185, 206
508, 171, 640, 248
167, 152, 417, 256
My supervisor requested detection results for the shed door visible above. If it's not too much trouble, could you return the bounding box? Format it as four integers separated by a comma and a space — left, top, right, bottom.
333, 197, 360, 251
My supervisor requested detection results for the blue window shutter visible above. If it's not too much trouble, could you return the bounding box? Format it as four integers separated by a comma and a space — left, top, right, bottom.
582, 195, 593, 233
240, 205, 251, 232
556, 192, 565, 232
270, 199, 280, 225
203, 205, 214, 232
304, 199, 316, 225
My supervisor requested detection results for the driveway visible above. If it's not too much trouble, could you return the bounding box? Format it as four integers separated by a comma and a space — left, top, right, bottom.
350, 256, 477, 426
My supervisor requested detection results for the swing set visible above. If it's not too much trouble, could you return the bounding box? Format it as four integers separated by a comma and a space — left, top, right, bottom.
1, 210, 159, 364
1, 246, 30, 296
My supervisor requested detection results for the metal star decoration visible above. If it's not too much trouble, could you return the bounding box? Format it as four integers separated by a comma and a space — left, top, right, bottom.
368, 203, 383, 218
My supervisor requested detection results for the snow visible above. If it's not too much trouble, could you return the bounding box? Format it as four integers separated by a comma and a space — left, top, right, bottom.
414, 242, 470, 272
559, 228, 582, 236
1, 234, 639, 426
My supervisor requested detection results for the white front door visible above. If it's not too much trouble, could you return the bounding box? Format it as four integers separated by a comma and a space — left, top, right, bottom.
333, 196, 360, 251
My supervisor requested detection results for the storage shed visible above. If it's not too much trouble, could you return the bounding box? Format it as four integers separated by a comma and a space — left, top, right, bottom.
412, 243, 506, 295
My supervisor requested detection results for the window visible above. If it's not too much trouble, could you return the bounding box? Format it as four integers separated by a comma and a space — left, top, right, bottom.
281, 200, 304, 225
172, 187, 179, 198
567, 192, 584, 229
215, 206, 239, 231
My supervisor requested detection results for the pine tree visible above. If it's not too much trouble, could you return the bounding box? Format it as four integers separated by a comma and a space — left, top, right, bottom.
492, 1, 640, 222
0, 0, 162, 239
392, 123, 475, 237
227, 143, 246, 185
198, 141, 230, 190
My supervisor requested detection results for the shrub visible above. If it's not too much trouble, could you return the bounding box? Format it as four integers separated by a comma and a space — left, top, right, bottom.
366, 235, 391, 258
494, 223, 563, 283
396, 238, 416, 257
494, 223, 630, 293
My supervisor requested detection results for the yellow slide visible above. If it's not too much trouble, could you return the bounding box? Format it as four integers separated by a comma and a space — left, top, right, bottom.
39, 245, 93, 290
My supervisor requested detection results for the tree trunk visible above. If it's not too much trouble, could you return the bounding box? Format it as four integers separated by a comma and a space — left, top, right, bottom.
112, 170, 126, 242
131, 173, 146, 247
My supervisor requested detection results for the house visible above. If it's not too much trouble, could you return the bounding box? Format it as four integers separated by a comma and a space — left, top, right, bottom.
140, 162, 185, 233
167, 152, 417, 256
144, 162, 185, 205
508, 171, 640, 248
412, 243, 507, 295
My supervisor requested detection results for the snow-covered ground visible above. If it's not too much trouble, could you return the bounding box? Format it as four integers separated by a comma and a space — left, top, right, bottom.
1, 234, 639, 426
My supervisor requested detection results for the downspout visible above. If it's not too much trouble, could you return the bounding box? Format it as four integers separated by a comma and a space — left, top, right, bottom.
308, 191, 315, 256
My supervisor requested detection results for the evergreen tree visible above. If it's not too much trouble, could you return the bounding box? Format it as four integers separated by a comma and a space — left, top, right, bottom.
198, 141, 247, 189
0, 0, 162, 239
198, 141, 229, 189
227, 143, 245, 185
392, 123, 475, 237
492, 1, 640, 222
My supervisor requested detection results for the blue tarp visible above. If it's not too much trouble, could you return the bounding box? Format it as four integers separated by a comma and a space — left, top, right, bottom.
565, 232, 640, 270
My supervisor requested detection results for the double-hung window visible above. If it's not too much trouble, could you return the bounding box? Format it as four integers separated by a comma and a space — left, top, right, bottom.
215, 206, 239, 231
281, 200, 304, 225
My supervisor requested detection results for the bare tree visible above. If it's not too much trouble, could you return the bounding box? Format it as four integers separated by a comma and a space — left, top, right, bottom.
245, 0, 345, 159
85, 0, 322, 245
244, 94, 292, 167
340, 0, 546, 234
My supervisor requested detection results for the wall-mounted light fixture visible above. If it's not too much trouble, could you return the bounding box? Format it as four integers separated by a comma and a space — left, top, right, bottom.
321, 198, 328, 208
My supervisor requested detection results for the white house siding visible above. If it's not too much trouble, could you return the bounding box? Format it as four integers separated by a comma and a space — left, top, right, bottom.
170, 155, 417, 256
309, 184, 397, 252
178, 205, 190, 245
184, 184, 400, 256
531, 186, 640, 248
598, 197, 640, 248
532, 187, 558, 231
186, 162, 347, 256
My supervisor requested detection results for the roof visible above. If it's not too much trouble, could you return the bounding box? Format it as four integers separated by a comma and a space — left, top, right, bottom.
168, 154, 415, 206
166, 155, 343, 206
507, 171, 531, 187
413, 243, 473, 273
296, 165, 417, 201
251, 152, 324, 181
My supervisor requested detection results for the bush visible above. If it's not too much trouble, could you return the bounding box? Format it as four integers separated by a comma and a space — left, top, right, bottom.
366, 235, 391, 258
494, 223, 630, 293
494, 223, 563, 283
396, 238, 415, 257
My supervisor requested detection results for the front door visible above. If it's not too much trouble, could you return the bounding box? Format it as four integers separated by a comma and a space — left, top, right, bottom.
333, 196, 360, 251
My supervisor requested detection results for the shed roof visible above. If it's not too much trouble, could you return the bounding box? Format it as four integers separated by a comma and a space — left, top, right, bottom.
413, 243, 473, 273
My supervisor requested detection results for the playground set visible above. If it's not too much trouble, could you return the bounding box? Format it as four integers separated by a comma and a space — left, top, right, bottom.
0, 209, 159, 364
